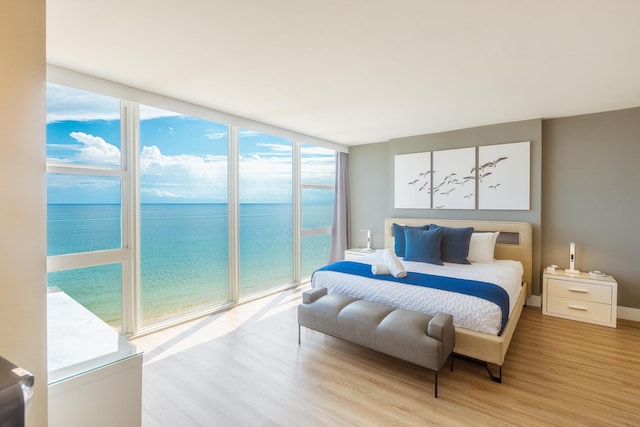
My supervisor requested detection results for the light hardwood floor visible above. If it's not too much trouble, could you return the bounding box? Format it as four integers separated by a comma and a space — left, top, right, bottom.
133, 286, 640, 426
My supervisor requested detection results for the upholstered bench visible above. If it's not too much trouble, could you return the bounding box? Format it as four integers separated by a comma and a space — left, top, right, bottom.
298, 287, 455, 397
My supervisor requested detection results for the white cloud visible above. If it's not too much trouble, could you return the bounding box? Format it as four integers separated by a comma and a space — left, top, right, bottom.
46, 83, 120, 123
301, 145, 335, 156
239, 129, 261, 137
141, 188, 181, 198
46, 83, 185, 123
205, 131, 228, 140
140, 145, 228, 202
141, 145, 227, 177
239, 155, 291, 177
69, 132, 120, 165
141, 147, 294, 203
141, 145, 162, 161
300, 151, 336, 185
238, 154, 294, 202
48, 140, 331, 203
256, 143, 292, 153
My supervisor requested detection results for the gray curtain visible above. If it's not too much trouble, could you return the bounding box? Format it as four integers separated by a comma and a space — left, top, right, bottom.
328, 152, 350, 263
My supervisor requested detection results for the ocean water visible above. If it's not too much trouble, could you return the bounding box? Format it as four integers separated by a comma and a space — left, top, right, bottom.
47, 203, 332, 326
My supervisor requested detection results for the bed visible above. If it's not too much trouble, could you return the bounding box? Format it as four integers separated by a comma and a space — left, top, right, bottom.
311, 218, 532, 381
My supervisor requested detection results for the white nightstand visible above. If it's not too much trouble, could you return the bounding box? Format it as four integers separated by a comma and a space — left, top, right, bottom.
542, 269, 617, 328
344, 248, 376, 261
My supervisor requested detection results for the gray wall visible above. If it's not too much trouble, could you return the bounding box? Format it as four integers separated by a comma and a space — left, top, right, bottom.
350, 109, 640, 308
350, 119, 543, 293
542, 108, 640, 308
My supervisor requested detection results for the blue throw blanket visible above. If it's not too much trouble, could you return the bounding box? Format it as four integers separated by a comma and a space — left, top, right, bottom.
314, 260, 510, 335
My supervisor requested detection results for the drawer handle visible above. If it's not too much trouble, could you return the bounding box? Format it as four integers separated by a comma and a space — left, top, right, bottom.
568, 288, 589, 294
568, 304, 588, 311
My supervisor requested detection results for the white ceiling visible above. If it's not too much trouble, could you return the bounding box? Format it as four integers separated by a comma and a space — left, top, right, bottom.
46, 0, 640, 146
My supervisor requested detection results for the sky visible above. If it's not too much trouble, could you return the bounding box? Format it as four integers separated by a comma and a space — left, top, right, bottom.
46, 83, 336, 204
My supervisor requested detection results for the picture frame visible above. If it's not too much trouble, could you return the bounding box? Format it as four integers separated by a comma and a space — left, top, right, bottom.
478, 141, 530, 210
394, 152, 431, 209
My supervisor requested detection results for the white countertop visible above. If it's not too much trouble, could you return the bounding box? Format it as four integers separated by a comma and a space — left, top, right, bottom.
47, 288, 141, 385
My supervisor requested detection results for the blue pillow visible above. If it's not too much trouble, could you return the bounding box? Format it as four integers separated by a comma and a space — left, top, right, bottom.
392, 223, 429, 257
403, 227, 444, 265
429, 224, 474, 264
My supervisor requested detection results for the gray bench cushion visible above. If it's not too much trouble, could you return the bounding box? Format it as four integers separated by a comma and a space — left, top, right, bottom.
376, 309, 442, 370
337, 300, 395, 348
298, 294, 358, 337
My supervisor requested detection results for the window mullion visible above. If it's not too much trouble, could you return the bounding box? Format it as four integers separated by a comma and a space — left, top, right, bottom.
300, 226, 332, 238
121, 100, 141, 335
293, 141, 301, 284
301, 183, 333, 191
46, 163, 124, 177
228, 125, 239, 303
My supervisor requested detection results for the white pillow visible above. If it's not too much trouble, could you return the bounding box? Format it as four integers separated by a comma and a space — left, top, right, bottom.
467, 232, 500, 263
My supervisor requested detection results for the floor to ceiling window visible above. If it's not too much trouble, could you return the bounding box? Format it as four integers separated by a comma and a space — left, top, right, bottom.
46, 80, 340, 335
139, 105, 229, 325
46, 83, 126, 329
238, 130, 293, 298
300, 143, 336, 278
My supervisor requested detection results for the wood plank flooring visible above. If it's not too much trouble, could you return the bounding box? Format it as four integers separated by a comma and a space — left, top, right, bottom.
132, 286, 640, 426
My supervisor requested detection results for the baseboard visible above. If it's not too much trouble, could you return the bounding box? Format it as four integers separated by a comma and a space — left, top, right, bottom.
526, 295, 541, 308
617, 306, 640, 322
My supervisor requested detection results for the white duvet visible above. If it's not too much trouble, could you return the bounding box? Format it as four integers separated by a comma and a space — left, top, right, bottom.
311, 252, 524, 335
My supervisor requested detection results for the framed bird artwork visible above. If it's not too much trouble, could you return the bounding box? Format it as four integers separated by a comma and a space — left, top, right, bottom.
394, 152, 431, 209
478, 141, 530, 210
432, 147, 475, 209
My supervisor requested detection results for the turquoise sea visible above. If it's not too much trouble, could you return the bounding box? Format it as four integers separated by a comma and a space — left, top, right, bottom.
47, 203, 332, 327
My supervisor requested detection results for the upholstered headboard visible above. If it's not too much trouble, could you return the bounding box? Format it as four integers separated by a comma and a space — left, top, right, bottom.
384, 218, 533, 296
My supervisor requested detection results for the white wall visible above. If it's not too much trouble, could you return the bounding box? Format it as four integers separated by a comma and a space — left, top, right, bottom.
0, 1, 48, 425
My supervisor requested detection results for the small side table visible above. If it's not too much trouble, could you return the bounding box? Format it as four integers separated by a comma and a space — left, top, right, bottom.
542, 269, 617, 328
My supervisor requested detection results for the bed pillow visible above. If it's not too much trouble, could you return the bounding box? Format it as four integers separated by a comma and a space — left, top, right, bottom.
467, 232, 500, 263
403, 227, 444, 265
392, 223, 429, 257
429, 224, 473, 264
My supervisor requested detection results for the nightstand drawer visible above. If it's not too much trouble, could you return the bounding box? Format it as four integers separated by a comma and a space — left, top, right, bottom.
546, 296, 612, 324
546, 278, 612, 304
344, 249, 376, 261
